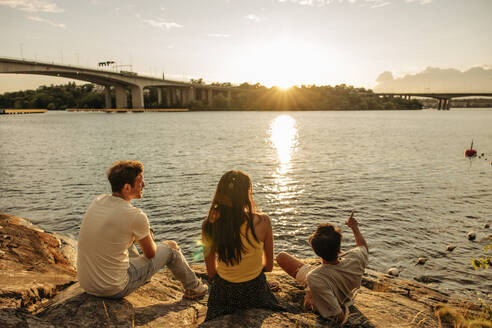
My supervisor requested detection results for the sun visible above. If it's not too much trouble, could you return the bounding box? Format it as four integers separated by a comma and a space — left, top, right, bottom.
237, 37, 344, 88
275, 83, 293, 90
254, 41, 302, 88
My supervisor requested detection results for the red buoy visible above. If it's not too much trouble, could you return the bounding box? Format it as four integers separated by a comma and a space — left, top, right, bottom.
465, 141, 477, 158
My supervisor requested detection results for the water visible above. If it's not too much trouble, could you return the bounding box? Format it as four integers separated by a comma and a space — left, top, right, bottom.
1, 109, 491, 298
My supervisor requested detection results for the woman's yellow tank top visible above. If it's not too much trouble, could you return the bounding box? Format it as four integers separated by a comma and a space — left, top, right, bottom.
216, 221, 264, 283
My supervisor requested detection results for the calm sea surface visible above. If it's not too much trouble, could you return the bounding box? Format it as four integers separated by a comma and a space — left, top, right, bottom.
1, 110, 491, 297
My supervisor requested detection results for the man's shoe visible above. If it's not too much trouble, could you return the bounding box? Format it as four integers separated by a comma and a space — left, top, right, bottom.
184, 280, 208, 299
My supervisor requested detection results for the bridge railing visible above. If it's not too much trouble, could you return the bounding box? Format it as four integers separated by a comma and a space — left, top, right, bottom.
0, 56, 240, 87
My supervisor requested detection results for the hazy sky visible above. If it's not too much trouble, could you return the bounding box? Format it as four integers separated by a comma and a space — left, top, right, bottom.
0, 0, 491, 92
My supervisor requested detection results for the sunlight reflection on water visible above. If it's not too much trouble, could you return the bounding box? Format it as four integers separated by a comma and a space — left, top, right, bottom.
269, 115, 298, 198
270, 115, 298, 164
268, 114, 304, 228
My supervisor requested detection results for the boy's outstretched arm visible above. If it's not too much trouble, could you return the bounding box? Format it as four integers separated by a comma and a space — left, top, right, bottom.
345, 211, 368, 250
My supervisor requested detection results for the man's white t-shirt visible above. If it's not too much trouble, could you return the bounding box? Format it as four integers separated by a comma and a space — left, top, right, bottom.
306, 246, 369, 318
77, 194, 150, 296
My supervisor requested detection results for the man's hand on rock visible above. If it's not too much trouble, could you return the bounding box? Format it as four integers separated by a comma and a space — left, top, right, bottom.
304, 290, 315, 312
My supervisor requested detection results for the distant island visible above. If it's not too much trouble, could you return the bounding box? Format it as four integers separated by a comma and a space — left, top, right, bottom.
0, 82, 422, 111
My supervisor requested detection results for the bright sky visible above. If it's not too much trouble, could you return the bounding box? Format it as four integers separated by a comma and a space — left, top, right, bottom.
0, 0, 491, 92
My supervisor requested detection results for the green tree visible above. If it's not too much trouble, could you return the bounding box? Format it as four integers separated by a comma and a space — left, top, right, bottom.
189, 100, 206, 110
211, 93, 230, 110
190, 78, 205, 85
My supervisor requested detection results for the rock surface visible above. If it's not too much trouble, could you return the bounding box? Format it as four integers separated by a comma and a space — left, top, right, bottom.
0, 213, 483, 327
0, 214, 76, 312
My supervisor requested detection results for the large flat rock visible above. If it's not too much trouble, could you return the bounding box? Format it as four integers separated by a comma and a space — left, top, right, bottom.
0, 213, 481, 327
14, 266, 451, 328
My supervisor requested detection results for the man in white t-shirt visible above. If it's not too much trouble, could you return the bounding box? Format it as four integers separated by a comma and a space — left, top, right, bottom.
276, 211, 368, 325
77, 160, 207, 299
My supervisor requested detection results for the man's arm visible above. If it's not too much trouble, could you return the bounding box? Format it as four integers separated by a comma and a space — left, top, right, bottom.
305, 290, 345, 322
345, 211, 368, 250
307, 275, 345, 321
137, 232, 157, 259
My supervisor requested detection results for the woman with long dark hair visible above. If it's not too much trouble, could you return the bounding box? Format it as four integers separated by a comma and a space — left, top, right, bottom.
202, 170, 281, 321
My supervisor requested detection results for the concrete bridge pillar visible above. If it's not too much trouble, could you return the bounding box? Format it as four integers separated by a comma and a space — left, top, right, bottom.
208, 89, 213, 106
105, 86, 112, 109
171, 88, 177, 106
178, 88, 184, 106
180, 88, 186, 106
200, 88, 206, 103
182, 88, 188, 106
131, 86, 144, 109
437, 98, 442, 110
165, 88, 172, 107
182, 88, 190, 106
189, 87, 195, 104
115, 86, 127, 109
156, 88, 162, 105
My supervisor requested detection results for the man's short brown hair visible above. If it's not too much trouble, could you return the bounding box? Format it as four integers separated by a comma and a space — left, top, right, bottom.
106, 160, 144, 193
309, 223, 342, 262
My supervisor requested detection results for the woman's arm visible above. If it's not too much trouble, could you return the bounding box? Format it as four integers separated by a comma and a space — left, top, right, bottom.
261, 214, 274, 272
202, 220, 217, 278
204, 249, 217, 278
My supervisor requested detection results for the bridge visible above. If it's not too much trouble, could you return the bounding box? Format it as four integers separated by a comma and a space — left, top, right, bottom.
375, 92, 492, 110
0, 57, 233, 109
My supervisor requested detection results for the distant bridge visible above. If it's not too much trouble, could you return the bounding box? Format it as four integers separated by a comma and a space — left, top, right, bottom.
375, 92, 492, 110
0, 57, 233, 109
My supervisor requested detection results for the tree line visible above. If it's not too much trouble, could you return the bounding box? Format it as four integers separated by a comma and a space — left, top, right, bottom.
188, 83, 422, 111
0, 83, 105, 110
0, 82, 422, 111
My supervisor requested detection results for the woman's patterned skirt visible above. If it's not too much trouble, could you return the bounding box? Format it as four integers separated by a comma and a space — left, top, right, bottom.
205, 271, 284, 321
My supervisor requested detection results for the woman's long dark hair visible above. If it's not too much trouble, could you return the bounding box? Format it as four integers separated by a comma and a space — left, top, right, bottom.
202, 170, 259, 266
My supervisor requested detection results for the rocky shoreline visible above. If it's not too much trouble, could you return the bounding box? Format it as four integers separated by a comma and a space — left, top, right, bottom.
0, 213, 487, 327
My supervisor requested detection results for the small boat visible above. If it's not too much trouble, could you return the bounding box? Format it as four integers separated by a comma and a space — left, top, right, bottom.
465, 141, 477, 158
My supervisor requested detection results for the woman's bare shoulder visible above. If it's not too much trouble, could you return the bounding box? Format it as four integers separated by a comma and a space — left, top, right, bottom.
201, 218, 209, 230
253, 213, 271, 226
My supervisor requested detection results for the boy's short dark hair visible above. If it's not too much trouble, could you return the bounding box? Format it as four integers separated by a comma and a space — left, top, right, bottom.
106, 160, 144, 193
309, 223, 342, 262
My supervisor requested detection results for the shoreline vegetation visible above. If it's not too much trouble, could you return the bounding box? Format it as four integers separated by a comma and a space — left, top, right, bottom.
1, 213, 491, 327
0, 82, 423, 111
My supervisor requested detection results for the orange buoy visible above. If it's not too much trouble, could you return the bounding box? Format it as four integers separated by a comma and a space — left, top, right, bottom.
465, 141, 477, 158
